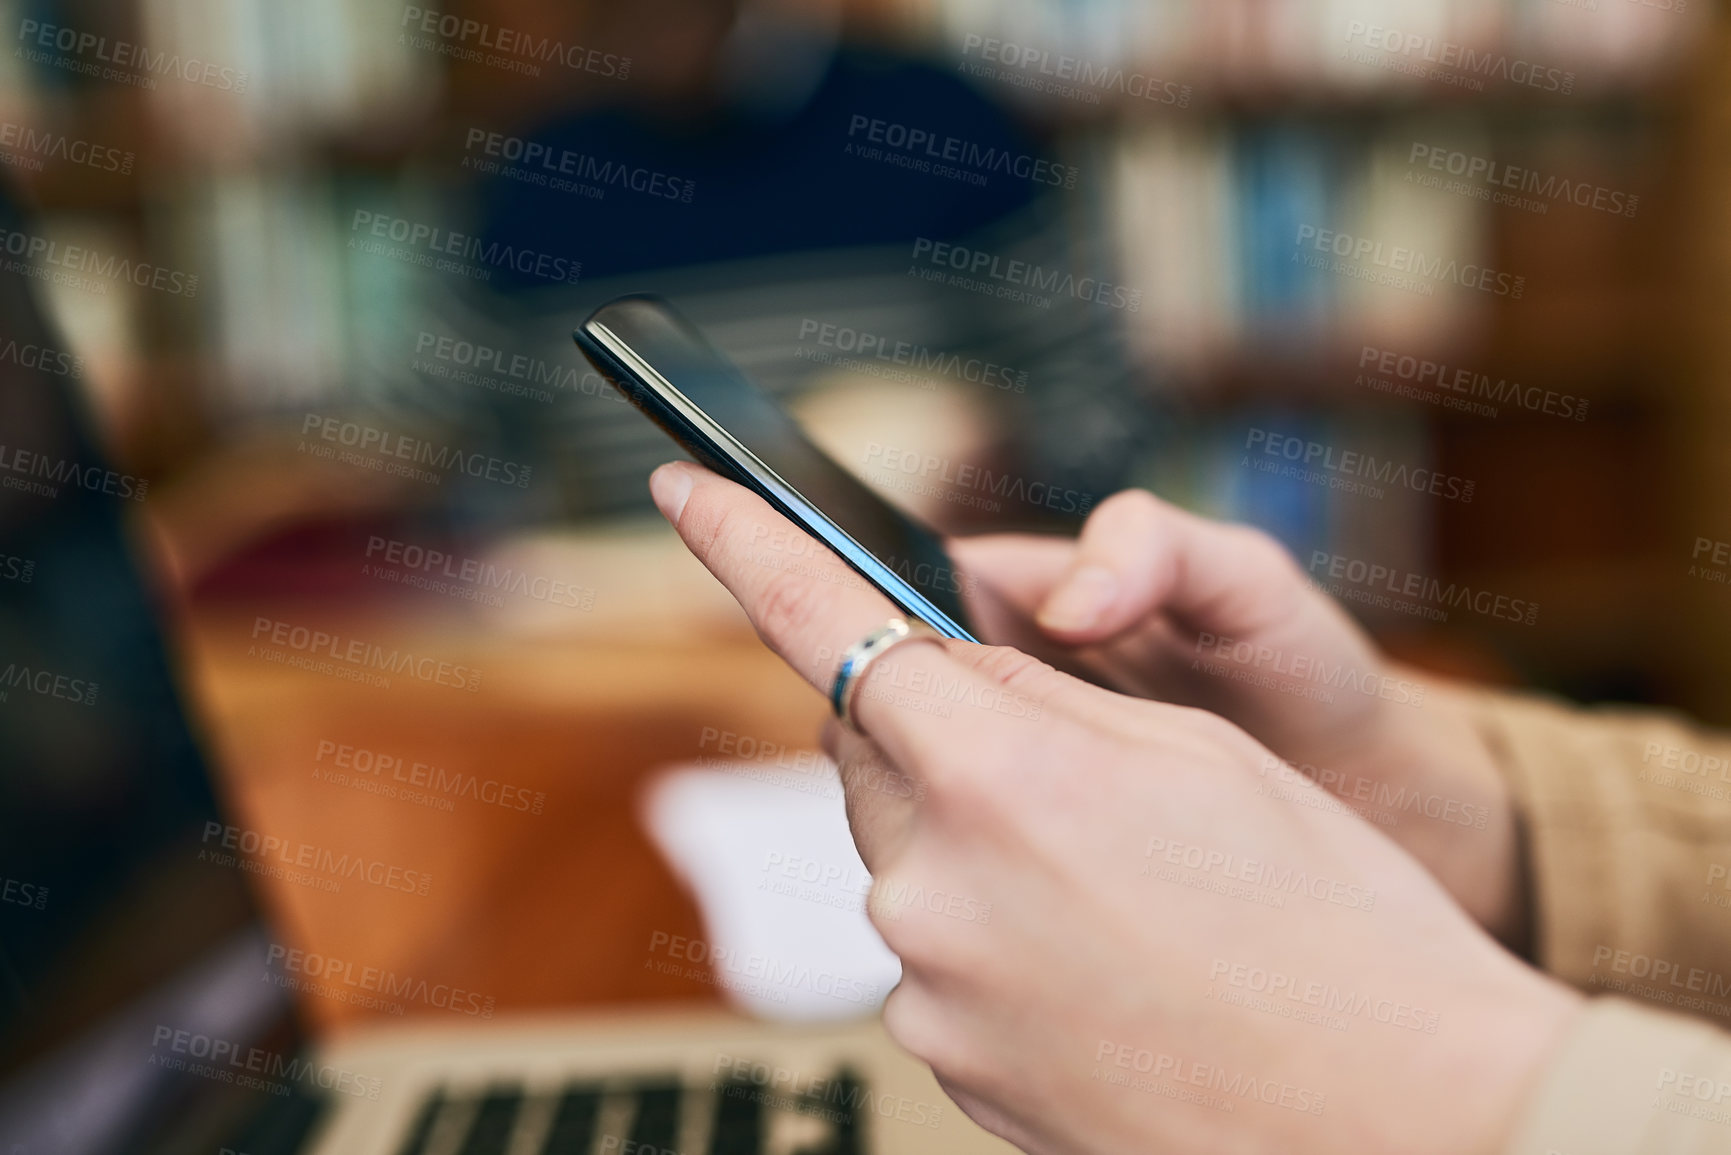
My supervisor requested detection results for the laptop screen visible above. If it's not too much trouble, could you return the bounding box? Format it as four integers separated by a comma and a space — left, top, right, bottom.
0, 189, 313, 1155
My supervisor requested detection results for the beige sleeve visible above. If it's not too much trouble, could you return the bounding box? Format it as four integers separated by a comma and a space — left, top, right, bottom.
1442, 686, 1731, 1153
1449, 685, 1731, 1010
1504, 998, 1731, 1155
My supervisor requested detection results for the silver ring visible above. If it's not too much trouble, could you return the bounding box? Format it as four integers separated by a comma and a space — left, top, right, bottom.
830, 618, 935, 733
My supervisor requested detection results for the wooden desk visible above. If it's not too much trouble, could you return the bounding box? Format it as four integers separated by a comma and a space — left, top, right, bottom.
176, 528, 833, 1034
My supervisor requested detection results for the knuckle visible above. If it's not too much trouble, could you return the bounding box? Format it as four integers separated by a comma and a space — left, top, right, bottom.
954, 643, 1052, 695
869, 887, 945, 967
1173, 703, 1263, 759
923, 750, 1003, 812
881, 984, 972, 1082
883, 985, 997, 1097
685, 484, 734, 561
1208, 524, 1307, 623
880, 984, 940, 1064
1194, 706, 1245, 746
752, 567, 825, 651
1228, 523, 1302, 581
1095, 487, 1163, 528
919, 710, 1073, 808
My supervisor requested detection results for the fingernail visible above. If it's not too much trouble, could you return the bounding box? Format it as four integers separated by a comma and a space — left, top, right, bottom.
1037, 565, 1118, 632
649, 463, 693, 523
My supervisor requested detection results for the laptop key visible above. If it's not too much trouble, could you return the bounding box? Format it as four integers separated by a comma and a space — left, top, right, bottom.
806, 1069, 865, 1155
224, 1081, 328, 1155
677, 1083, 717, 1155
627, 1080, 682, 1153
707, 1077, 762, 1155
537, 1085, 601, 1153
504, 1093, 559, 1155
394, 1089, 446, 1155
456, 1087, 525, 1155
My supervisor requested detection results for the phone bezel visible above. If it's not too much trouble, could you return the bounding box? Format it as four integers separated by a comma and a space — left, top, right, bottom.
577, 309, 977, 642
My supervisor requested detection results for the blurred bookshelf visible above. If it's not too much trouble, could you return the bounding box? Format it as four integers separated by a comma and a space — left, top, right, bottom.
886, 0, 1712, 707
2, 0, 1726, 713
0, 0, 436, 472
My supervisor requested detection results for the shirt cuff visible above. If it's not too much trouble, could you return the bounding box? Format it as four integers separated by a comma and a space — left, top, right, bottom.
1505, 997, 1731, 1155
1442, 683, 1731, 1003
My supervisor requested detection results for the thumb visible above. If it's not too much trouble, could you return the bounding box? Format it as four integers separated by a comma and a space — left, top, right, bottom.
1027, 489, 1308, 646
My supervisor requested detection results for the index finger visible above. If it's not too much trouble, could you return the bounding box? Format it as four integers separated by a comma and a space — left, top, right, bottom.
647, 461, 1045, 777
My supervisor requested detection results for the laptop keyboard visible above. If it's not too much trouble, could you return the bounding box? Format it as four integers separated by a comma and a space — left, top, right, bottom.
392, 1069, 869, 1155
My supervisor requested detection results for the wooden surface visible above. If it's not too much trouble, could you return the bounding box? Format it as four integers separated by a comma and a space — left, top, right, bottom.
173, 526, 834, 1036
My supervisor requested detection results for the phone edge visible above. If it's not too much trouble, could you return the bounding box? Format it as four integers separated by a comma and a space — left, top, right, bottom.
573, 315, 978, 643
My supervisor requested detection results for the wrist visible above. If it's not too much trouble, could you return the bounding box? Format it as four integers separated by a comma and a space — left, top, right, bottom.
1427, 969, 1584, 1155
1404, 681, 1531, 947
1320, 682, 1530, 946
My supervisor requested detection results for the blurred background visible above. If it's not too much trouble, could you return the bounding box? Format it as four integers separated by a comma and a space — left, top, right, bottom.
0, 0, 1724, 1045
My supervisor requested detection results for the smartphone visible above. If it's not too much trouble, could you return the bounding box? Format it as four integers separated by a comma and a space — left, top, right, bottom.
573, 294, 977, 641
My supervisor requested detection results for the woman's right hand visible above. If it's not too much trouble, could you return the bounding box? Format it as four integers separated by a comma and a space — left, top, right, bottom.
651, 462, 1578, 1155
950, 490, 1528, 945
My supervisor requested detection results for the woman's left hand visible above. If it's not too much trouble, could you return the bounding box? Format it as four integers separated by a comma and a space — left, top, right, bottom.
649, 461, 1579, 1155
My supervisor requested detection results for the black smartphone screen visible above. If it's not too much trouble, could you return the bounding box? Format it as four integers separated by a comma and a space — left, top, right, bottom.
574, 295, 975, 639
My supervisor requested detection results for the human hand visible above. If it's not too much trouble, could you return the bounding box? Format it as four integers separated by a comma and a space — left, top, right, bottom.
950, 491, 1527, 945
648, 462, 1579, 1155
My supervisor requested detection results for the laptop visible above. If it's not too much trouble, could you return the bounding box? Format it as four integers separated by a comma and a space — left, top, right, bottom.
0, 189, 1011, 1155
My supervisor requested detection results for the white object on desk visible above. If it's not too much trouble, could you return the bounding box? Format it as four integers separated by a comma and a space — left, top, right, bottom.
641, 758, 901, 1022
